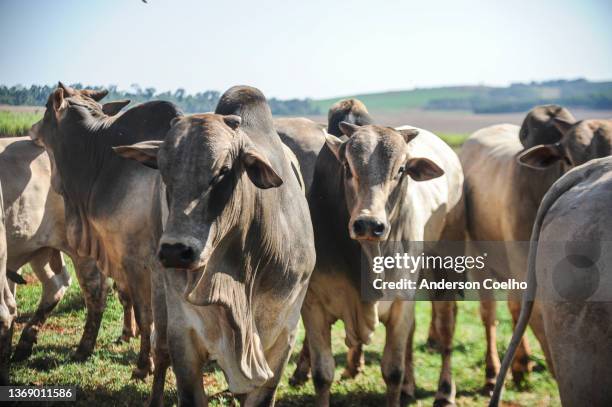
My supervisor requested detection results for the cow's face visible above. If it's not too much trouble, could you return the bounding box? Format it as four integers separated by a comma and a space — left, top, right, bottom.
29, 83, 126, 194
519, 104, 576, 149
114, 114, 283, 271
518, 119, 612, 171
325, 123, 444, 242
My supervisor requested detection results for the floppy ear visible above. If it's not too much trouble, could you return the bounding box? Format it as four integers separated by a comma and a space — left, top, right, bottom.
242, 148, 283, 189
338, 121, 360, 137
223, 114, 242, 130
52, 88, 65, 114
113, 140, 162, 169
325, 134, 345, 161
552, 117, 575, 136
81, 88, 109, 101
398, 128, 419, 143
405, 157, 445, 181
102, 99, 130, 116
517, 143, 564, 169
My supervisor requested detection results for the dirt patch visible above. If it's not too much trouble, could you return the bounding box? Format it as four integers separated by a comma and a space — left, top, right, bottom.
302, 108, 612, 134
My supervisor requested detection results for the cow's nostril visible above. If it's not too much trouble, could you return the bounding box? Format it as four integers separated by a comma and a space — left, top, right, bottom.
353, 220, 367, 236
158, 243, 195, 268
372, 221, 386, 237
180, 247, 194, 261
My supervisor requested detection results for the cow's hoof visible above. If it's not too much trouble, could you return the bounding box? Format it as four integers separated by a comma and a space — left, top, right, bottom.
340, 368, 360, 380
11, 345, 33, 362
425, 336, 439, 352
289, 371, 309, 387
115, 333, 134, 344
131, 365, 152, 380
72, 349, 92, 362
400, 390, 415, 406
480, 382, 495, 396
433, 398, 455, 407
511, 370, 528, 388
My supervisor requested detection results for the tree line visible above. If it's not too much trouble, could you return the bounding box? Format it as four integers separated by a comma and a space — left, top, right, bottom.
0, 83, 322, 115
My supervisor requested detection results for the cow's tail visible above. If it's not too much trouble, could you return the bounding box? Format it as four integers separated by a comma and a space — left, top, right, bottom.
489, 166, 586, 407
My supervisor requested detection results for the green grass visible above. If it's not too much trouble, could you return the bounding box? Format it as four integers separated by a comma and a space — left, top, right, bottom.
10, 262, 559, 406
0, 111, 42, 136
437, 133, 470, 150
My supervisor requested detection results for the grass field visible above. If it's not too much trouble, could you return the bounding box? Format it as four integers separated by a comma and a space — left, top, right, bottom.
0, 111, 41, 136
9, 262, 560, 406
312, 87, 487, 113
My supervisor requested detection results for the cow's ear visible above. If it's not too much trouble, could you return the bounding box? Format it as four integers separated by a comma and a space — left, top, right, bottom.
81, 88, 108, 101
102, 99, 130, 116
405, 157, 445, 181
242, 148, 283, 189
517, 143, 564, 169
58, 81, 75, 96
52, 88, 65, 113
398, 128, 419, 144
222, 115, 241, 130
113, 140, 162, 169
338, 121, 360, 137
325, 134, 345, 161
552, 117, 575, 136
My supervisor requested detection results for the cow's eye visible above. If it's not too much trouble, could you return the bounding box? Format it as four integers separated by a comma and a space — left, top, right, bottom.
344, 161, 352, 178
395, 166, 405, 179
210, 167, 230, 186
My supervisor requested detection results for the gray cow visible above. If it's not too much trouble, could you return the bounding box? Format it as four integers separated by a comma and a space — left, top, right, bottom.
0, 133, 135, 361
274, 117, 326, 194
115, 85, 316, 406
299, 117, 464, 407
0, 180, 17, 384
490, 156, 612, 407
30, 83, 181, 380
461, 106, 612, 390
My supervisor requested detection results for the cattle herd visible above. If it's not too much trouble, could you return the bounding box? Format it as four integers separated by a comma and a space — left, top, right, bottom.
0, 83, 610, 407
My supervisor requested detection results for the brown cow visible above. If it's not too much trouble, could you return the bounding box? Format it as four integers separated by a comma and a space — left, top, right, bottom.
29, 83, 181, 379
462, 105, 612, 391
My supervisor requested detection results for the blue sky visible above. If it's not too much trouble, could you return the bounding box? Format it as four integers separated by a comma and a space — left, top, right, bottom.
1, 0, 611, 99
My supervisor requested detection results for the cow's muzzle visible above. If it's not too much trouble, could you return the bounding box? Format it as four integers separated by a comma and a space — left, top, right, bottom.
351, 216, 389, 241
158, 242, 196, 269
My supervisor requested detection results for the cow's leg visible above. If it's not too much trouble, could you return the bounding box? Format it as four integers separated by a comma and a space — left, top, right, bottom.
148, 266, 170, 407
289, 334, 311, 386
507, 299, 533, 385
129, 269, 153, 380
116, 283, 138, 343
432, 300, 457, 407
479, 297, 499, 394
527, 302, 555, 378
302, 295, 335, 407
381, 301, 412, 407
402, 311, 416, 402
244, 326, 298, 407
168, 330, 206, 407
0, 283, 16, 385
72, 257, 108, 361
341, 343, 364, 379
13, 250, 71, 361
426, 301, 439, 350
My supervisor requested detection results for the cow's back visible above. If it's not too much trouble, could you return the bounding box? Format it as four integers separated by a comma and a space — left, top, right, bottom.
533, 157, 612, 407
0, 138, 66, 265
